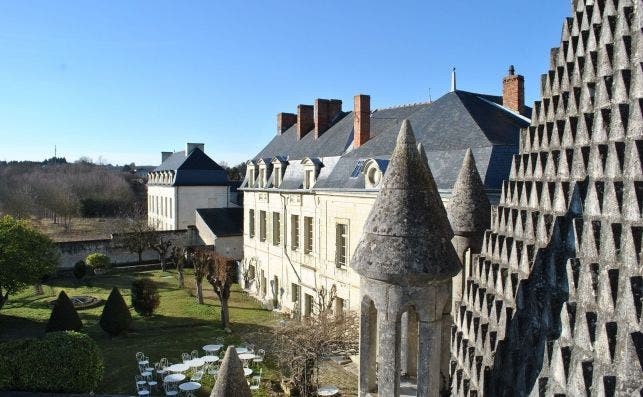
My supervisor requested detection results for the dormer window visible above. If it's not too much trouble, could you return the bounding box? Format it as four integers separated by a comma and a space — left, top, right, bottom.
274, 164, 282, 188
271, 157, 287, 189
301, 158, 321, 190
258, 167, 266, 188
363, 159, 388, 189
249, 167, 256, 188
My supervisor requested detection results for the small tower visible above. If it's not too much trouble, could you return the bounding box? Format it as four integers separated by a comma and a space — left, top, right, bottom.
210, 346, 252, 397
351, 120, 461, 396
446, 148, 490, 309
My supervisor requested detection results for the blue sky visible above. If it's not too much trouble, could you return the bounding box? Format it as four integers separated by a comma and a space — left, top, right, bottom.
0, 1, 571, 166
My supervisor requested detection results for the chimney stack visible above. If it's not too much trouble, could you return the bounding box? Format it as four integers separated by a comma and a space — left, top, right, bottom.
314, 98, 342, 139
161, 151, 172, 163
451, 67, 457, 92
353, 94, 371, 148
277, 112, 297, 135
502, 65, 525, 115
186, 143, 205, 154
297, 104, 314, 140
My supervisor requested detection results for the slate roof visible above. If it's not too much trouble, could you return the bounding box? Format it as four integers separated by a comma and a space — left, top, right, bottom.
244, 90, 531, 191
152, 148, 229, 186
196, 208, 243, 236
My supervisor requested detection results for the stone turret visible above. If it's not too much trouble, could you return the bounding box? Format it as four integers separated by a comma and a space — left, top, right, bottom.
446, 148, 490, 309
210, 346, 252, 397
351, 120, 461, 396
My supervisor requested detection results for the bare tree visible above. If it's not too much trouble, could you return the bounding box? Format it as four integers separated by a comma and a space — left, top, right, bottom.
314, 284, 338, 315
150, 236, 173, 271
274, 310, 359, 396
115, 205, 155, 265
170, 247, 186, 288
241, 257, 258, 290
205, 253, 237, 330
189, 246, 212, 304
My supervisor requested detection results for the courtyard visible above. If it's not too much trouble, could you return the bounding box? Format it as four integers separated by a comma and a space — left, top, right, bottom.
0, 269, 358, 396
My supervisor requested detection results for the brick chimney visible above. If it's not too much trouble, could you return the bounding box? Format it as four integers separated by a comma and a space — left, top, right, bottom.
186, 143, 204, 154
297, 104, 314, 140
502, 65, 525, 115
314, 98, 342, 139
353, 94, 370, 148
277, 112, 297, 135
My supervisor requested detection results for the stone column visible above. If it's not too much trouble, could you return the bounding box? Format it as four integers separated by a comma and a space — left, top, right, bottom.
359, 300, 378, 395
417, 318, 443, 396
377, 315, 400, 396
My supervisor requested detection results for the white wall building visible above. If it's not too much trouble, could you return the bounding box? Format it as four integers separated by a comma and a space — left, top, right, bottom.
241, 71, 531, 316
147, 143, 239, 234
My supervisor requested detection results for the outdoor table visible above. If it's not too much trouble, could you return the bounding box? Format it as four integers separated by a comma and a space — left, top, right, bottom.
179, 381, 201, 397
167, 363, 189, 373
235, 347, 249, 354
202, 344, 223, 354
238, 353, 256, 361
138, 360, 149, 365
187, 358, 205, 368
163, 373, 186, 383
317, 385, 340, 396
243, 368, 253, 377
202, 355, 219, 363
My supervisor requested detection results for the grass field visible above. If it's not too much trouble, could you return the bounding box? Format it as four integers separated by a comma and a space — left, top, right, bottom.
26, 217, 122, 242
0, 269, 279, 396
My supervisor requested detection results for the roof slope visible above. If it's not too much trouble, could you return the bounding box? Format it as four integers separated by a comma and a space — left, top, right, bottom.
153, 148, 229, 186
196, 208, 243, 236
351, 120, 461, 284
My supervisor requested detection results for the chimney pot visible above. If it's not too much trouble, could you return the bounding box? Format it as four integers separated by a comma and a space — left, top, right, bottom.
161, 151, 172, 163
353, 94, 371, 148
277, 112, 297, 135
502, 66, 525, 115
297, 105, 314, 140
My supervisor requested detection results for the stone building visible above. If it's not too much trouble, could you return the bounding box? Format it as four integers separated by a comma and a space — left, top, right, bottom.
240, 72, 531, 314
147, 143, 242, 255
447, 0, 643, 395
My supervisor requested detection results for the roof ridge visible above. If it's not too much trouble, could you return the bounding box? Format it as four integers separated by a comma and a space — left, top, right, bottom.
373, 101, 433, 111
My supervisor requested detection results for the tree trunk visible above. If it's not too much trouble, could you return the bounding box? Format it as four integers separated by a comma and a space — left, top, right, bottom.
138, 251, 143, 265
34, 284, 44, 295
196, 280, 204, 304
220, 298, 230, 329
160, 257, 167, 272
178, 269, 185, 288
0, 289, 8, 311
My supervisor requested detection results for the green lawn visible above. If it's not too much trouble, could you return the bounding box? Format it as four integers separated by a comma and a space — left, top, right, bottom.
0, 269, 279, 396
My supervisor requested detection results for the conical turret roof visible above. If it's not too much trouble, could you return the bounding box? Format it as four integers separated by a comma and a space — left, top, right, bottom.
447, 148, 491, 234
210, 346, 252, 397
350, 120, 461, 284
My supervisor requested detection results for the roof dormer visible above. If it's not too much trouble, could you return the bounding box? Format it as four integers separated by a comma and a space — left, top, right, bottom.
256, 158, 273, 189
246, 160, 257, 188
271, 157, 288, 188
363, 159, 389, 189
301, 157, 322, 190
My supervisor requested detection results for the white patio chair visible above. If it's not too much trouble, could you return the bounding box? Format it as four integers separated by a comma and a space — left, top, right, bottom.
253, 349, 265, 366
249, 374, 261, 391
135, 378, 150, 396
145, 371, 158, 392
191, 369, 204, 382
163, 381, 178, 397
136, 352, 145, 362
207, 363, 219, 378
181, 352, 191, 363
246, 343, 255, 354
190, 349, 199, 359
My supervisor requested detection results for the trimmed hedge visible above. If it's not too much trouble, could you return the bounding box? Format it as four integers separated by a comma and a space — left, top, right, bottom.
0, 331, 104, 393
99, 287, 132, 335
73, 260, 88, 280
131, 278, 160, 316
86, 252, 111, 270
46, 290, 83, 333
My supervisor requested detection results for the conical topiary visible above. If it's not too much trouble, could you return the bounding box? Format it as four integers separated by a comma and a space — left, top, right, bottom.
99, 287, 132, 336
46, 290, 83, 333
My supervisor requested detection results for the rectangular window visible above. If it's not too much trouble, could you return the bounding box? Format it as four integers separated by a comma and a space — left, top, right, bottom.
274, 167, 281, 188
304, 216, 313, 254
304, 293, 313, 317
304, 170, 312, 189
291, 215, 300, 251
249, 169, 255, 187
272, 212, 281, 246
259, 211, 267, 242
169, 198, 173, 218
335, 223, 348, 267
259, 169, 265, 188
248, 209, 255, 238
291, 283, 300, 303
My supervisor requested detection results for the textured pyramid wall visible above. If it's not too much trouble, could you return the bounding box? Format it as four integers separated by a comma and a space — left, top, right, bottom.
450, 0, 643, 395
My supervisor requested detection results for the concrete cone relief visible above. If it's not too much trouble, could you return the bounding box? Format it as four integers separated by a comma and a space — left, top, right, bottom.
449, 1, 643, 395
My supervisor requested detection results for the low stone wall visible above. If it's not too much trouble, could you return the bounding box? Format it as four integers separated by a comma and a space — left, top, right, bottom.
56, 229, 190, 269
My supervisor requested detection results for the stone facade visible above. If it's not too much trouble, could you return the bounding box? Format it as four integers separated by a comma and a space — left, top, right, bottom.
449, 1, 643, 395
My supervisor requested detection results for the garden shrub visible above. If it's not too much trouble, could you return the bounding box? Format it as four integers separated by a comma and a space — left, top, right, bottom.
72, 260, 88, 280
46, 290, 83, 333
131, 278, 160, 316
99, 287, 132, 335
86, 252, 110, 271
1, 331, 104, 393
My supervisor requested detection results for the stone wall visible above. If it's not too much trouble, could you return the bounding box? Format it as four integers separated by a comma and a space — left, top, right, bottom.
56, 229, 190, 269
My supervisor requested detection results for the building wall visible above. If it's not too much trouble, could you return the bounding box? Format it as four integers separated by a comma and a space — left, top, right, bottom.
147, 185, 178, 230
214, 236, 243, 260
176, 186, 230, 229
